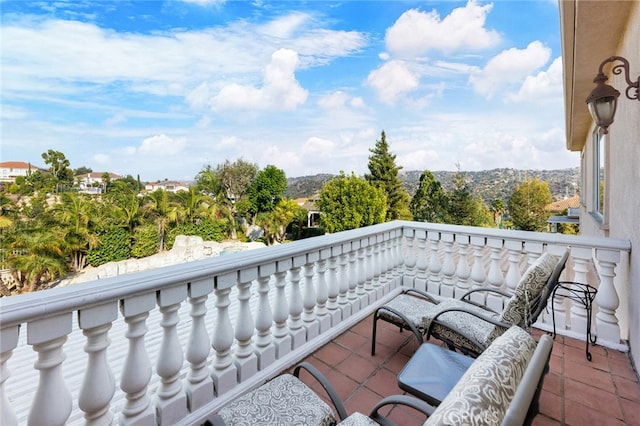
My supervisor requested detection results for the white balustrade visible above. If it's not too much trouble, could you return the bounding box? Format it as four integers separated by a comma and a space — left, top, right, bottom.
485, 238, 505, 311
0, 221, 631, 426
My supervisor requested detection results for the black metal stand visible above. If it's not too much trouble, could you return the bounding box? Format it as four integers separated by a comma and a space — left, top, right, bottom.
551, 281, 598, 361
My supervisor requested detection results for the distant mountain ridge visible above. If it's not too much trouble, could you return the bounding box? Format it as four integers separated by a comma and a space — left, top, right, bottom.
285, 168, 580, 204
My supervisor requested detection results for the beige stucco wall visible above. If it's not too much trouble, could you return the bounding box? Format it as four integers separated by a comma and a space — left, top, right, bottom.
578, 3, 639, 370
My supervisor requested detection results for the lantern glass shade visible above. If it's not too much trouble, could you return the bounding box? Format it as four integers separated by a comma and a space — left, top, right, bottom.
586, 81, 620, 133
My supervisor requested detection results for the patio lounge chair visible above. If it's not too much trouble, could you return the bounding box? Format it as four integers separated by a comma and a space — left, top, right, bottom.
204, 362, 433, 426
372, 249, 569, 357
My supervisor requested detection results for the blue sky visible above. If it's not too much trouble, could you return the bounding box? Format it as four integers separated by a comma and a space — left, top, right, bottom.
1, 0, 577, 182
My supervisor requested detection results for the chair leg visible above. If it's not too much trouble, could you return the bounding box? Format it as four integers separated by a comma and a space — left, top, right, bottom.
372, 309, 379, 356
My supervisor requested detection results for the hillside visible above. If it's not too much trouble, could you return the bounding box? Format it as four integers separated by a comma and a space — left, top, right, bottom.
285, 168, 580, 203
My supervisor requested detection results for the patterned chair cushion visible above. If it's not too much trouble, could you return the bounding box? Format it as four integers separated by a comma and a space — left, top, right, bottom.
339, 412, 379, 426
378, 293, 441, 331
499, 253, 559, 327
215, 374, 336, 426
422, 298, 502, 352
424, 326, 538, 426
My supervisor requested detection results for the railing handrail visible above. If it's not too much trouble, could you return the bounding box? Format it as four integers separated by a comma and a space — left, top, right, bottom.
0, 221, 404, 327
1, 220, 631, 328
399, 220, 632, 252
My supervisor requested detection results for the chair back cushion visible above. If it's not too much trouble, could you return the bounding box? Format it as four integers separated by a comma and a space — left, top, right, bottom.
424, 326, 537, 425
499, 253, 559, 326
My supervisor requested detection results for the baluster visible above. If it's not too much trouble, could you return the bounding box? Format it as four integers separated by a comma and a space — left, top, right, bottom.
302, 254, 320, 340
288, 260, 306, 348
272, 262, 292, 358
119, 295, 155, 425
377, 238, 389, 294
504, 240, 523, 294
485, 238, 505, 311
78, 303, 118, 426
403, 230, 416, 287
426, 231, 442, 295
155, 286, 188, 425
415, 230, 429, 291
315, 254, 331, 333
454, 235, 471, 297
356, 245, 367, 303
235, 269, 258, 382
364, 241, 375, 299
569, 248, 592, 335
326, 251, 341, 325
469, 236, 487, 304
374, 236, 383, 283
347, 247, 359, 311
185, 278, 214, 411
211, 283, 237, 395
440, 233, 456, 298
338, 248, 352, 318
392, 230, 403, 288
595, 249, 621, 345
1, 326, 19, 425
255, 263, 276, 369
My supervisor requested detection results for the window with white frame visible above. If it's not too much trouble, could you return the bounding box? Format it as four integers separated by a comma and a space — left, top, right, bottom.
592, 128, 606, 221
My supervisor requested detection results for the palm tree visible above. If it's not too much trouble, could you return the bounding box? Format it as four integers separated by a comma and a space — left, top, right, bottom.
143, 189, 179, 251
53, 193, 100, 271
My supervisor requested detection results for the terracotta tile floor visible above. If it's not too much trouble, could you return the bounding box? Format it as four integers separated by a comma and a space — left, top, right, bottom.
294, 315, 640, 425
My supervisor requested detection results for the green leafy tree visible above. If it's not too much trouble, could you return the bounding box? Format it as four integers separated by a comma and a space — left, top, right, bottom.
409, 170, 449, 223
42, 149, 74, 192
317, 172, 386, 233
256, 198, 301, 245
446, 170, 493, 227
508, 178, 553, 231
215, 159, 259, 239
131, 224, 160, 258
246, 165, 287, 218
365, 131, 411, 221
74, 166, 93, 175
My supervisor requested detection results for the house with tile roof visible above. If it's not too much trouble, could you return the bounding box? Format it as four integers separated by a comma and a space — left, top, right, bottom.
0, 161, 47, 183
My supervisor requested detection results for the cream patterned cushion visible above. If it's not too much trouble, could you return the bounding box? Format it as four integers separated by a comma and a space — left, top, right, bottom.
499, 252, 559, 326
340, 412, 379, 426
215, 374, 336, 426
424, 326, 537, 425
422, 298, 502, 353
379, 293, 442, 331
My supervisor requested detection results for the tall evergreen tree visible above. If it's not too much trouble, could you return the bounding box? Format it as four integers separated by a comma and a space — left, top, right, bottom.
365, 131, 411, 221
447, 170, 493, 227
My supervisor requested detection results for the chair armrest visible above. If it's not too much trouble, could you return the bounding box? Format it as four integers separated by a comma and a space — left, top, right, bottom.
402, 288, 440, 303
502, 334, 554, 426
293, 362, 348, 421
368, 395, 436, 426
430, 306, 512, 330
460, 287, 512, 307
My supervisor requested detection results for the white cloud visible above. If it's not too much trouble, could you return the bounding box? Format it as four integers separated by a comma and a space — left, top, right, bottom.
385, 1, 500, 58
139, 134, 186, 156
318, 91, 365, 110
181, 0, 225, 5
367, 60, 419, 103
469, 41, 551, 99
507, 56, 563, 103
210, 48, 308, 112
104, 113, 126, 126
303, 137, 335, 156
92, 153, 110, 164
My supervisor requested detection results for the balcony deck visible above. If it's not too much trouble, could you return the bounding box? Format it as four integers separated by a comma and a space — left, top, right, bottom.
298, 315, 640, 426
